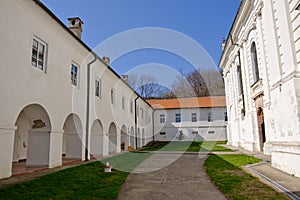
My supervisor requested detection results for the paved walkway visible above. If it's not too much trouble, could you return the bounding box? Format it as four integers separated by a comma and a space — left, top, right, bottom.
117, 153, 227, 200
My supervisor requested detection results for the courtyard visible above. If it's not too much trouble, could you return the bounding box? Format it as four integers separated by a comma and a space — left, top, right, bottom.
0, 141, 298, 200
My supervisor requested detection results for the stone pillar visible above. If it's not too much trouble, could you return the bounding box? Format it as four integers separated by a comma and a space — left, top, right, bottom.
49, 130, 63, 168
116, 135, 121, 153
0, 126, 16, 179
103, 134, 109, 156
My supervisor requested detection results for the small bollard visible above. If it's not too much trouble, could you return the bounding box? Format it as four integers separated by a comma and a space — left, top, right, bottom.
104, 162, 112, 173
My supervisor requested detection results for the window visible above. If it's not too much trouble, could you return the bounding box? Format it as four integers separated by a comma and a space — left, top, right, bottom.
175, 113, 181, 123
191, 113, 197, 122
141, 108, 144, 118
208, 112, 212, 122
137, 106, 139, 116
251, 42, 260, 83
31, 38, 47, 71
208, 131, 215, 134
130, 100, 133, 113
95, 79, 101, 98
160, 132, 166, 136
296, 3, 300, 11
237, 65, 243, 95
71, 64, 78, 86
122, 97, 125, 110
160, 114, 165, 123
110, 89, 114, 104
192, 131, 198, 135
225, 112, 228, 121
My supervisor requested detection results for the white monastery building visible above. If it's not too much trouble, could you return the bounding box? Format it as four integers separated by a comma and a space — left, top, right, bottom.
220, 0, 300, 177
147, 97, 227, 141
0, 0, 154, 179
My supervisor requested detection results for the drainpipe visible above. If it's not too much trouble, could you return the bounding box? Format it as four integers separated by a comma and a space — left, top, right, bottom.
85, 54, 97, 161
152, 109, 155, 142
135, 96, 139, 149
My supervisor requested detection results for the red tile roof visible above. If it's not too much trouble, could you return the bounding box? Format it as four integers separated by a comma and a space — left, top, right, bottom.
147, 96, 226, 109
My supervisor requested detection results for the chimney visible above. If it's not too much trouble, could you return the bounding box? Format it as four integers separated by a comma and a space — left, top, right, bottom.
102, 56, 110, 66
122, 74, 129, 83
68, 17, 84, 39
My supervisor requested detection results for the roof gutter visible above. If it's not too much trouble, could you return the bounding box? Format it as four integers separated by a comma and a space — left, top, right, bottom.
85, 55, 97, 161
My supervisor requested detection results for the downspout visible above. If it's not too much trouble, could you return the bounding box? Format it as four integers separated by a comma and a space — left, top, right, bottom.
135, 96, 139, 149
152, 109, 155, 142
85, 54, 97, 161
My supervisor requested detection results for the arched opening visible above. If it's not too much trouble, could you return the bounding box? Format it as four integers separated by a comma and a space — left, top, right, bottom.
142, 129, 145, 147
254, 94, 265, 151
90, 119, 104, 158
62, 114, 83, 160
251, 42, 260, 83
108, 122, 118, 153
130, 127, 135, 150
257, 107, 266, 151
13, 104, 51, 174
121, 125, 128, 151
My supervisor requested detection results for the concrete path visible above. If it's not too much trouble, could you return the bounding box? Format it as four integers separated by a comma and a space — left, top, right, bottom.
117, 153, 227, 200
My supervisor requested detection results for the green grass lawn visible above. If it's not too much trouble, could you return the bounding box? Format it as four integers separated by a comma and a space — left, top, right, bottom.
204, 154, 290, 200
141, 141, 233, 152
0, 161, 128, 200
101, 152, 152, 173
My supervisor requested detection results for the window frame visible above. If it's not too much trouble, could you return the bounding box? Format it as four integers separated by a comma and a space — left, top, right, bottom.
95, 78, 101, 98
237, 65, 243, 95
191, 113, 197, 122
130, 100, 133, 113
160, 114, 165, 123
250, 42, 260, 83
122, 96, 125, 110
160, 132, 166, 136
175, 113, 181, 123
31, 37, 47, 72
110, 88, 115, 105
296, 3, 300, 11
207, 112, 212, 122
71, 63, 79, 86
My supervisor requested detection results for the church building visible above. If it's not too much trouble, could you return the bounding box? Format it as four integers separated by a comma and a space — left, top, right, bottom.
220, 0, 300, 177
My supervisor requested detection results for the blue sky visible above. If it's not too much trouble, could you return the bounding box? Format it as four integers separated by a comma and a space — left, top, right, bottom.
40, 0, 240, 78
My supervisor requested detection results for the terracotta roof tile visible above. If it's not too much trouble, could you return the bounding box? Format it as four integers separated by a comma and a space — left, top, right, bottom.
147, 96, 226, 109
